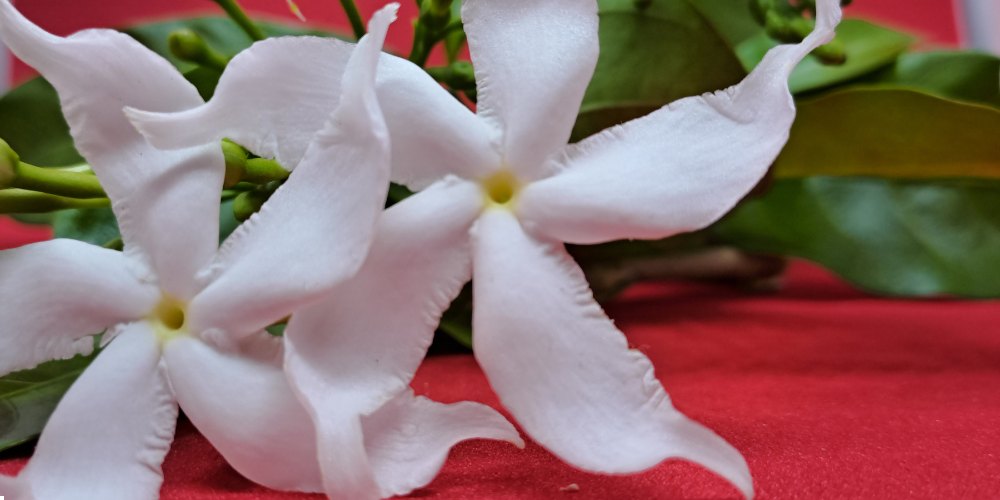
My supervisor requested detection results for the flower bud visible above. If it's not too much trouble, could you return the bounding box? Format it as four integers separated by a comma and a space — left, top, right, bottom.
426, 61, 476, 91
233, 189, 271, 222
420, 0, 452, 31
243, 158, 290, 184
169, 29, 209, 62
814, 38, 847, 65
764, 11, 802, 44
169, 29, 229, 70
221, 139, 248, 188
0, 138, 21, 189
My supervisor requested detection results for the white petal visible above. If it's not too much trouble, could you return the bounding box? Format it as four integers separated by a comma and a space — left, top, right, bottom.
518, 0, 842, 245
0, 476, 28, 497
0, 1, 223, 298
376, 53, 499, 190
463, 0, 599, 179
0, 239, 157, 376
284, 178, 481, 498
15, 322, 178, 500
365, 389, 524, 498
162, 335, 323, 492
128, 37, 498, 189
472, 210, 753, 498
125, 35, 353, 169
188, 7, 398, 340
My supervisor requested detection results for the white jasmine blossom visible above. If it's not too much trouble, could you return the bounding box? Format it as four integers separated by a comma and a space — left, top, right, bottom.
0, 4, 522, 499
127, 0, 842, 498
124, 4, 522, 499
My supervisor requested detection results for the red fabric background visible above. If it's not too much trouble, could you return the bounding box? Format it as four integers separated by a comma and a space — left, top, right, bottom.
3, 1, 999, 499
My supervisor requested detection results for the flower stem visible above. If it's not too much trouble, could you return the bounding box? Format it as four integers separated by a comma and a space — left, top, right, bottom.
10, 162, 106, 199
338, 0, 366, 40
0, 189, 109, 214
210, 0, 267, 42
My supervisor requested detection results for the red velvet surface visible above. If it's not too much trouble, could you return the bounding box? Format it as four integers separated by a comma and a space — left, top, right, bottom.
2, 221, 1000, 498
3, 1, 998, 498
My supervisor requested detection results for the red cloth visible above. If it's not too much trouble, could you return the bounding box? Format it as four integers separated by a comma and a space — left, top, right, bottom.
3, 1, 996, 498
3, 221, 1000, 498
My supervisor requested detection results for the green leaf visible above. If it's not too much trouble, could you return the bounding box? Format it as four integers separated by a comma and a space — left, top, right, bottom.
52, 206, 120, 246
573, 0, 747, 139
775, 88, 1000, 179
736, 19, 913, 94
1, 352, 97, 451
866, 51, 1000, 107
713, 178, 1000, 298
0, 78, 80, 167
686, 0, 761, 48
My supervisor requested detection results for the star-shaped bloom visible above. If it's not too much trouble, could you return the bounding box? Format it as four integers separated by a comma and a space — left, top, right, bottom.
0, 3, 517, 498
122, 4, 522, 499
128, 0, 840, 497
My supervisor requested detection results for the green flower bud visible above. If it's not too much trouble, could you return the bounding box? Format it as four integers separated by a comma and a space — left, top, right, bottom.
751, 0, 777, 25
221, 139, 249, 188
764, 11, 802, 44
814, 37, 847, 65
169, 29, 208, 61
233, 189, 271, 222
426, 61, 477, 91
0, 138, 20, 189
169, 29, 229, 71
420, 0, 452, 32
244, 158, 290, 184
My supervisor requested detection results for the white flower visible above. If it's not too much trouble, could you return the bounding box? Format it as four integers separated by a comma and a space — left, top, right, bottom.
127, 0, 841, 497
0, 4, 516, 499
122, 4, 523, 500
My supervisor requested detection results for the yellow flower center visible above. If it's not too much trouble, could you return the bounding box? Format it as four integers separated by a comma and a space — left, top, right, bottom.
481, 169, 521, 208
150, 295, 188, 345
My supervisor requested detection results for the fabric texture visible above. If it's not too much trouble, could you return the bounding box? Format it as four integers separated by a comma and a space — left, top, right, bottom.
2, 224, 999, 498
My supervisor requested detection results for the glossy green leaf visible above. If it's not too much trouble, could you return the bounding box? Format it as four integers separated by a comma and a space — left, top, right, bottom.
714, 178, 1000, 297
0, 78, 80, 167
737, 19, 913, 94
775, 88, 1000, 179
573, 0, 747, 139
866, 51, 1000, 107
52, 207, 120, 246
687, 0, 761, 48
0, 352, 97, 451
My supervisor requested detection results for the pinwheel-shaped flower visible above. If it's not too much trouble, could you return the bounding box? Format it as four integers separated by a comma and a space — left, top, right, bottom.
129, 0, 841, 497
0, 3, 518, 498
298, 0, 840, 497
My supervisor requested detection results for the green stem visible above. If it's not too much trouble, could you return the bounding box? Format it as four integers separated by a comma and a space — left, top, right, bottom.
0, 189, 110, 214
243, 158, 290, 184
338, 0, 366, 40
210, 0, 267, 41
12, 162, 106, 199
408, 23, 431, 66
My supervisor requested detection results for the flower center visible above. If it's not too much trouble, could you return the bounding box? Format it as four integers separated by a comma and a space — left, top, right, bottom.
150, 295, 188, 344
481, 169, 520, 208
